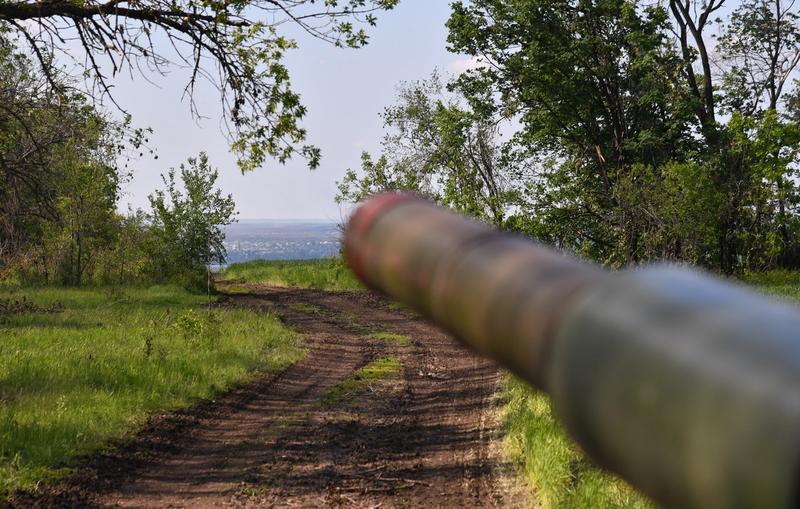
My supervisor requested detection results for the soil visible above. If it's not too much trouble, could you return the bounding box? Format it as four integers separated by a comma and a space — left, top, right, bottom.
9, 284, 528, 508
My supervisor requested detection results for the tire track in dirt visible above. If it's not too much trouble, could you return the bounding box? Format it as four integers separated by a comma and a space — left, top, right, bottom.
12, 285, 527, 508
216, 285, 525, 508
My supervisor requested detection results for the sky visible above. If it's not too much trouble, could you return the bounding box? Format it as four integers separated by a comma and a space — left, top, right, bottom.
110, 1, 474, 220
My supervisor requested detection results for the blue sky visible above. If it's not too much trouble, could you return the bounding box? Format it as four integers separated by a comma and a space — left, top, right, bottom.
113, 1, 473, 220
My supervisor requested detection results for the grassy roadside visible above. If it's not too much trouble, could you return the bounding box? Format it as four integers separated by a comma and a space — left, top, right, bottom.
0, 285, 304, 498
221, 259, 363, 291
503, 271, 800, 508
741, 269, 800, 300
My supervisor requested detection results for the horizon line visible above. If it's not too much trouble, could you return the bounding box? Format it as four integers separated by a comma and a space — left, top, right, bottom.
231, 217, 342, 222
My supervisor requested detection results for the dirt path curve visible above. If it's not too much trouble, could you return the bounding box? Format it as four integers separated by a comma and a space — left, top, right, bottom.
14, 284, 526, 509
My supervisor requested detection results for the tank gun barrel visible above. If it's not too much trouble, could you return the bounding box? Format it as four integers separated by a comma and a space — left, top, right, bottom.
344, 193, 800, 509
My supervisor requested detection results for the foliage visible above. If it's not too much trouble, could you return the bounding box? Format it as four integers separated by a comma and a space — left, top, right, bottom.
175, 308, 222, 349
0, 284, 304, 497
149, 153, 238, 290
446, 0, 705, 265
0, 38, 145, 284
336, 72, 526, 228
221, 258, 363, 291
376, 0, 800, 274
723, 109, 800, 269
0, 0, 398, 172
716, 0, 800, 114
3, 144, 237, 290
89, 210, 160, 286
42, 160, 121, 286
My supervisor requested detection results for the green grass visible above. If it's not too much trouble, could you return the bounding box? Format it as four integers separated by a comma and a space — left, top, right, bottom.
220, 259, 363, 291
0, 285, 304, 497
386, 301, 408, 311
366, 331, 410, 345
287, 302, 324, 314
741, 269, 800, 301
321, 356, 401, 406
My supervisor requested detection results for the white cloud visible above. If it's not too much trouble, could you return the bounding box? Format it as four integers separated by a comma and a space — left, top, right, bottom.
447, 56, 488, 74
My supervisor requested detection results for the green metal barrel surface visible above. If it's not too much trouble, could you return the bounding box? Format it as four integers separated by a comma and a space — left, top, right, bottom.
344, 193, 800, 509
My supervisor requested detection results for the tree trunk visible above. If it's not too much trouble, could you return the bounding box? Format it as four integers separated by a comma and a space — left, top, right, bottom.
777, 179, 790, 267
75, 232, 82, 287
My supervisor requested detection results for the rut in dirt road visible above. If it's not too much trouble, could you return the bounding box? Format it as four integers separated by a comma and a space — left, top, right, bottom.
15, 284, 528, 508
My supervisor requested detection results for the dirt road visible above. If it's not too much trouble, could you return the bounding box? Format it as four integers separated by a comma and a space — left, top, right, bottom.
13, 285, 526, 508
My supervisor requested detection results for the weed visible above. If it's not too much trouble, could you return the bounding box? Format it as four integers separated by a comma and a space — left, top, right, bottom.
366, 331, 410, 345
322, 356, 401, 406
102, 287, 128, 304
0, 297, 63, 316
221, 283, 252, 294
143, 329, 154, 358
333, 311, 375, 335
741, 270, 800, 302
287, 302, 323, 314
175, 309, 221, 349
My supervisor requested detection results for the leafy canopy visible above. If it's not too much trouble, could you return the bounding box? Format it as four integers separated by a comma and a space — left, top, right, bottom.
337, 72, 527, 228
149, 153, 237, 283
447, 0, 800, 272
0, 0, 398, 171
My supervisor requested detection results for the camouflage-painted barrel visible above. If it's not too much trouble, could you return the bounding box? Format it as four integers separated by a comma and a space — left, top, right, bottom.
344, 193, 800, 509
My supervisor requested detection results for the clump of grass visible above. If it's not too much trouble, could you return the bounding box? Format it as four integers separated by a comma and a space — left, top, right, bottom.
221, 258, 363, 291
322, 356, 401, 406
219, 283, 253, 294
0, 296, 63, 317
503, 376, 652, 509
366, 331, 409, 345
0, 285, 304, 498
287, 302, 324, 314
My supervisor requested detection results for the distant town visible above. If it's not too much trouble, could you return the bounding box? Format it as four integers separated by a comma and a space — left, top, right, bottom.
222, 219, 341, 264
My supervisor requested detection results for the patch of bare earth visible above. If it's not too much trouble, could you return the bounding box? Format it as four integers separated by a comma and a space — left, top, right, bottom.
10, 284, 528, 508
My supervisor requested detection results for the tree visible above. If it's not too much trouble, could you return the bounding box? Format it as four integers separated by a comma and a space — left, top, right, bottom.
716, 0, 800, 265
663, 0, 800, 272
447, 0, 698, 264
726, 109, 800, 268
337, 73, 526, 228
91, 209, 156, 285
49, 158, 120, 286
666, 0, 726, 142
0, 37, 137, 282
149, 153, 237, 289
0, 0, 397, 171
445, 0, 800, 272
